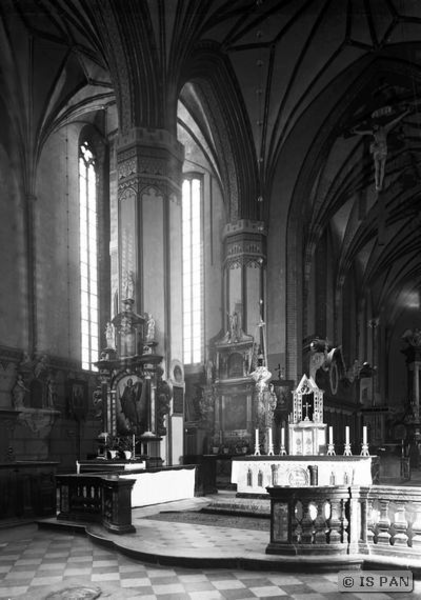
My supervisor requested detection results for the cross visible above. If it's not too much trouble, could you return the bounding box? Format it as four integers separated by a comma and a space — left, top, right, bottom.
275, 364, 284, 379
303, 400, 311, 421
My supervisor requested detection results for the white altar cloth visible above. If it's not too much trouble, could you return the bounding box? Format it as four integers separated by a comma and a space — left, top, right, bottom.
231, 455, 375, 495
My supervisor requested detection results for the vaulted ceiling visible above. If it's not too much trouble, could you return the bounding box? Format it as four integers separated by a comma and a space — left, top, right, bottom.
2, 0, 421, 331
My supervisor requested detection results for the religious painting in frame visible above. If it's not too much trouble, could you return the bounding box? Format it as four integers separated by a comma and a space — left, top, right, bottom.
67, 379, 89, 421
223, 394, 247, 430
272, 379, 294, 424
169, 359, 184, 384
115, 374, 145, 436
172, 385, 184, 415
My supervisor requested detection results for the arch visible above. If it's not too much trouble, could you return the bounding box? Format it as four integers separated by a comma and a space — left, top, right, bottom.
276, 54, 421, 379
180, 41, 259, 221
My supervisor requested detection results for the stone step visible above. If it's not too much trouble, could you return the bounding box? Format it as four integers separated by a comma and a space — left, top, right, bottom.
201, 498, 270, 518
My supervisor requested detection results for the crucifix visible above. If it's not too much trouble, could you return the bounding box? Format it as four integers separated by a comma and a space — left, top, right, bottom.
303, 399, 311, 421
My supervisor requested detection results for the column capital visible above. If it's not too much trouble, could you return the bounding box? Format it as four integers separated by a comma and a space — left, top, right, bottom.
117, 127, 184, 160
223, 219, 267, 269
116, 127, 184, 199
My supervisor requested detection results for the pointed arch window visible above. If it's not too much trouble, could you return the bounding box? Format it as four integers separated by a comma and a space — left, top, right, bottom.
182, 175, 203, 364
79, 142, 99, 370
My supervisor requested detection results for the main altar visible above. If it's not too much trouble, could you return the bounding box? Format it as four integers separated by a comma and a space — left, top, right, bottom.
231, 373, 378, 496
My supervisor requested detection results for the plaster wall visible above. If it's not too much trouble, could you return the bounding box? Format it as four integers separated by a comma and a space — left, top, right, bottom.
36, 125, 81, 358
0, 144, 27, 349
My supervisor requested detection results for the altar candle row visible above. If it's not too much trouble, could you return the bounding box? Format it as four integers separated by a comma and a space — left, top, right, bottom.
252, 425, 368, 452
328, 425, 368, 445
254, 427, 278, 450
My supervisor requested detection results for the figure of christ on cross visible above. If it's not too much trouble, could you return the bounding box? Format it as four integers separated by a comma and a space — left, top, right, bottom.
350, 105, 412, 192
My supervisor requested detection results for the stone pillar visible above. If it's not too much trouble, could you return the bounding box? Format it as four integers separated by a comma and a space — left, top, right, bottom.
116, 127, 184, 362
116, 128, 184, 464
223, 219, 267, 340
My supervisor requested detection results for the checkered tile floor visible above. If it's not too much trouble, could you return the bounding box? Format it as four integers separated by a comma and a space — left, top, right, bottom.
1, 525, 420, 600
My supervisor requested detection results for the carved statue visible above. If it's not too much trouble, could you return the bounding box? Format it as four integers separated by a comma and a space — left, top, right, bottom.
402, 328, 421, 348
350, 106, 411, 191
145, 313, 156, 342
308, 338, 330, 380
229, 311, 241, 342
12, 374, 29, 409
46, 375, 57, 408
250, 358, 272, 397
105, 321, 116, 349
205, 359, 214, 384
255, 383, 277, 444
124, 270, 135, 300
34, 355, 48, 379
155, 367, 172, 436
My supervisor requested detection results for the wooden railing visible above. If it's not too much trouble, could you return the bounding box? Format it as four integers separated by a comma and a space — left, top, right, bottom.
56, 473, 136, 534
266, 484, 421, 562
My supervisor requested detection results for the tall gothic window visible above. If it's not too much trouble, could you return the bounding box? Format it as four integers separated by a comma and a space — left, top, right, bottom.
79, 142, 99, 370
182, 176, 203, 364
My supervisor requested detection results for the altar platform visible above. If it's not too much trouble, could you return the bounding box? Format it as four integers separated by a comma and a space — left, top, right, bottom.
36, 486, 421, 577
231, 455, 378, 496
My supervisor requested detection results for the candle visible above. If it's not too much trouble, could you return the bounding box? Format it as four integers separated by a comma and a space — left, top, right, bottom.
255, 428, 259, 446
281, 427, 285, 447
329, 426, 333, 445
345, 426, 350, 445
132, 434, 136, 456
363, 426, 367, 445
268, 428, 273, 448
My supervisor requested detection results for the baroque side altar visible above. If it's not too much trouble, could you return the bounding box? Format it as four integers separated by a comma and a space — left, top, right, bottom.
93, 297, 171, 467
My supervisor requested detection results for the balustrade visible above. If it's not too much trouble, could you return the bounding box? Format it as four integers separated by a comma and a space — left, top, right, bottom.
56, 473, 136, 534
267, 484, 421, 562
366, 486, 421, 558
267, 486, 353, 555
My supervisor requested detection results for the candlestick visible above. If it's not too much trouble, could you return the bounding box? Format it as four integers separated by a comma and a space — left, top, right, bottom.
267, 427, 274, 456
327, 426, 335, 456
360, 425, 369, 456
254, 428, 260, 456
343, 425, 352, 456
279, 427, 287, 456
